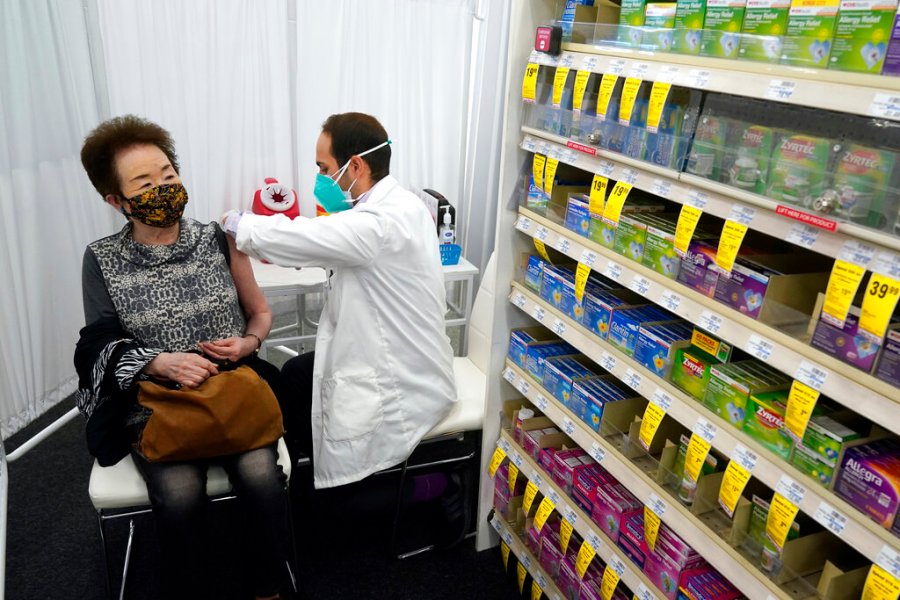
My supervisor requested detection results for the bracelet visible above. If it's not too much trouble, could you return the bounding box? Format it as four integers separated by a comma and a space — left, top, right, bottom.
245, 333, 262, 353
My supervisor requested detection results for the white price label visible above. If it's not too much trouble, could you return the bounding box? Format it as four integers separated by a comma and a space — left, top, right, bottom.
694, 416, 718, 443
600, 352, 617, 372
873, 251, 900, 279
651, 388, 673, 411
537, 573, 548, 590
499, 438, 511, 453
522, 554, 532, 569
839, 239, 877, 268
636, 583, 655, 600
877, 545, 900, 579
513, 451, 525, 468
563, 417, 576, 436
538, 142, 552, 155
732, 443, 759, 472
528, 50, 541, 63
652, 178, 672, 197
548, 489, 562, 506
535, 226, 549, 241
629, 62, 649, 78
564, 507, 578, 524
686, 189, 709, 209
598, 160, 615, 177
513, 292, 527, 308
787, 223, 820, 249
580, 250, 598, 267
609, 556, 626, 576
795, 360, 828, 391
555, 237, 571, 254
532, 305, 546, 322
698, 310, 723, 334
587, 531, 604, 552
605, 261, 623, 281
551, 318, 567, 336
869, 93, 900, 121
746, 335, 774, 361
685, 69, 710, 88
590, 442, 606, 463
658, 65, 679, 83
623, 368, 642, 391
582, 56, 600, 71
630, 275, 651, 295
536, 394, 549, 412
533, 474, 544, 489
621, 168, 639, 185
647, 493, 667, 517
608, 59, 626, 75
728, 204, 756, 226
776, 474, 807, 506
518, 380, 530, 395
814, 501, 848, 537
660, 290, 681, 312
560, 54, 576, 68
503, 368, 516, 384
518, 216, 533, 231
766, 79, 796, 101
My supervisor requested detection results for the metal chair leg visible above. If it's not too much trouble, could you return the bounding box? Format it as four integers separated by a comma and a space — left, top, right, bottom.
96, 512, 113, 600
119, 520, 135, 600
389, 457, 410, 558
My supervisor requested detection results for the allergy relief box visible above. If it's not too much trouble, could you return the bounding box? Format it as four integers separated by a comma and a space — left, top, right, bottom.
835, 438, 900, 535
673, 0, 709, 53
619, 0, 649, 46
703, 361, 791, 426
739, 0, 793, 62
829, 0, 900, 73
701, 0, 749, 57
781, 0, 841, 66
642, 2, 678, 51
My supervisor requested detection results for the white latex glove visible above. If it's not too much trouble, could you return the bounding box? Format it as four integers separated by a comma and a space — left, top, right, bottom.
220, 209, 245, 237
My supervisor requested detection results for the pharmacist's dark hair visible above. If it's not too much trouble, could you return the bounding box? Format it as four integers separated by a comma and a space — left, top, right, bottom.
81, 115, 179, 198
322, 112, 391, 181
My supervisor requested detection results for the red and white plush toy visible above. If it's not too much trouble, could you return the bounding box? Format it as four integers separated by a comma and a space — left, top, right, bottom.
251, 177, 299, 219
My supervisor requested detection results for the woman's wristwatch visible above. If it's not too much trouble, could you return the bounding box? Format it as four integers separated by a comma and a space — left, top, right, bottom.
244, 333, 262, 354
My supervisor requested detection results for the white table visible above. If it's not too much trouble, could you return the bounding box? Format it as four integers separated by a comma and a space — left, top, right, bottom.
252, 257, 479, 358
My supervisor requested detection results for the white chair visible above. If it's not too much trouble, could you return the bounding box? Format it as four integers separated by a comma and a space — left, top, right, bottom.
88, 439, 294, 600
386, 253, 495, 558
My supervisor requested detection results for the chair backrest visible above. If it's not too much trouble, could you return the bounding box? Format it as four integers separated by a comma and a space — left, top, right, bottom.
465, 252, 496, 374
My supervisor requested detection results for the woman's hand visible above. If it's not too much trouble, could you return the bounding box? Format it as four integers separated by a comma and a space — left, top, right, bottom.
198, 336, 257, 362
144, 352, 219, 388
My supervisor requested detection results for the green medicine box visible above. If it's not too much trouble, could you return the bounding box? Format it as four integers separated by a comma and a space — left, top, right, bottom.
739, 0, 793, 62
829, 0, 899, 73
701, 0, 749, 57
791, 443, 837, 488
742, 390, 794, 460
780, 0, 841, 67
799, 414, 860, 465
643, 2, 678, 51
673, 0, 709, 53
703, 361, 790, 427
620, 0, 649, 46
670, 329, 734, 402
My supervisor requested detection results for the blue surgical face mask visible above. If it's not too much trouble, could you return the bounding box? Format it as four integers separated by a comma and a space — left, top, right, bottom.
313, 139, 392, 213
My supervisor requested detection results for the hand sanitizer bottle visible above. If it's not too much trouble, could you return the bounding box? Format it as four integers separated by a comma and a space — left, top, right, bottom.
439, 206, 455, 244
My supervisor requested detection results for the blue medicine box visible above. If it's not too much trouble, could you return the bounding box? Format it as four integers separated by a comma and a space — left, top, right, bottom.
607, 305, 678, 357
525, 341, 575, 382
508, 327, 558, 370
582, 288, 643, 341
540, 265, 573, 310
525, 255, 546, 292
634, 321, 693, 378
542, 356, 598, 405
571, 376, 635, 431
564, 194, 592, 238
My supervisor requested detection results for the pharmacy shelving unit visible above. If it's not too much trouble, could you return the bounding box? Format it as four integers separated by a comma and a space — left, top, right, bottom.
472, 3, 900, 600
492, 514, 567, 600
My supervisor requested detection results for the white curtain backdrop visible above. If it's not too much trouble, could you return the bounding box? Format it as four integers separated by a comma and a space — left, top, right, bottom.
292, 0, 476, 220
0, 0, 116, 437
96, 0, 295, 222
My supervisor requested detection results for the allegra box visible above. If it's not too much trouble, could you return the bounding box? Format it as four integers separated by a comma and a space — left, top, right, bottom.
835, 438, 900, 535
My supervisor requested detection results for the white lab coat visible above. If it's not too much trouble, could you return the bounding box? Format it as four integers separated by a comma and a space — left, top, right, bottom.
235, 175, 457, 488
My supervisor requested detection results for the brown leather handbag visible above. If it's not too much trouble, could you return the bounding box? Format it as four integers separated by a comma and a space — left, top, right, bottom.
136, 365, 284, 462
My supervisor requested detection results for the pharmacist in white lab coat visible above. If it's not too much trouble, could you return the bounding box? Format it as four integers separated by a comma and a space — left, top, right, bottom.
223, 112, 457, 488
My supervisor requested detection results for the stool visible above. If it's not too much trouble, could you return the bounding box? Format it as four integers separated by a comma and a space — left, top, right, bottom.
88, 439, 294, 600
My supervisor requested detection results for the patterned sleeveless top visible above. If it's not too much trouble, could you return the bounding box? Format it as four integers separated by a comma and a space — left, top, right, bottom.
87, 219, 246, 351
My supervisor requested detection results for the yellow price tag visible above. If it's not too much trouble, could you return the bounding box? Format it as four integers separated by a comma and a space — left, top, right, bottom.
618, 78, 643, 125
553, 67, 570, 108
508, 463, 520, 495
715, 220, 748, 273
785, 380, 820, 442
533, 154, 546, 191
534, 239, 551, 263
674, 204, 703, 255
501, 541, 510, 570
575, 541, 596, 579
602, 182, 632, 225
684, 433, 712, 483
560, 519, 574, 555
544, 157, 559, 197
863, 564, 900, 600
573, 70, 591, 112
518, 563, 528, 593
589, 174, 608, 216
718, 460, 752, 518
575, 262, 591, 303
766, 492, 800, 550
647, 81, 673, 133
522, 63, 540, 102
639, 403, 666, 450
823, 260, 866, 327
488, 446, 506, 478
600, 565, 621, 600
860, 272, 900, 341
643, 505, 661, 552
532, 580, 544, 600
597, 73, 619, 119
523, 480, 539, 514
534, 497, 556, 532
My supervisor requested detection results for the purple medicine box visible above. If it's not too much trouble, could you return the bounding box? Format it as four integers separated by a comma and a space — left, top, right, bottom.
875, 329, 900, 386
835, 439, 900, 536
884, 5, 900, 75
811, 312, 883, 372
